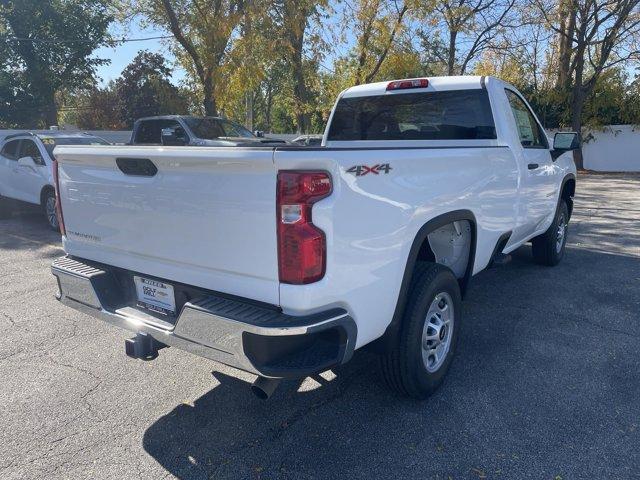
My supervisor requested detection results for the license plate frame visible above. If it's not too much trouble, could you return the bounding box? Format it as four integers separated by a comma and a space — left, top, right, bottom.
133, 275, 176, 316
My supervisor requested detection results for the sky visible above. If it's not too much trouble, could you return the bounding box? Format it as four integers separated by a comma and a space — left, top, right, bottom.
93, 20, 186, 86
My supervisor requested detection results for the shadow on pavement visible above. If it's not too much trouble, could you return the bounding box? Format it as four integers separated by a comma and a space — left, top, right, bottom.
142, 245, 640, 480
0, 201, 63, 255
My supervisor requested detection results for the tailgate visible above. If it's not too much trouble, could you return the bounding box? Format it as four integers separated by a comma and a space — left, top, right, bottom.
54, 145, 279, 305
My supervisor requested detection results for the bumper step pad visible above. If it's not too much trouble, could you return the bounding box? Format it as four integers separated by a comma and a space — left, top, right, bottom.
52, 255, 357, 378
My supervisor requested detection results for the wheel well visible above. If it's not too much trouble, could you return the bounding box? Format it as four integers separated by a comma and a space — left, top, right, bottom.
561, 178, 575, 218
40, 185, 55, 207
368, 210, 477, 354
417, 220, 472, 280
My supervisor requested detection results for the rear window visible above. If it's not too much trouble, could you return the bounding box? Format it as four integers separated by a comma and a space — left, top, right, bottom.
327, 89, 496, 141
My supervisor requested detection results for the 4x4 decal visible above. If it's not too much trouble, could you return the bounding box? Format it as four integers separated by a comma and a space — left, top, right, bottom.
346, 163, 392, 176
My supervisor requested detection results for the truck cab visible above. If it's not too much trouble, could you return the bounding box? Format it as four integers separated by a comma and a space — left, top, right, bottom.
130, 115, 286, 147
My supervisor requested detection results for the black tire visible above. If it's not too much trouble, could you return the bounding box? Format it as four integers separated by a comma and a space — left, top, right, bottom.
379, 262, 462, 399
42, 189, 59, 232
531, 199, 569, 266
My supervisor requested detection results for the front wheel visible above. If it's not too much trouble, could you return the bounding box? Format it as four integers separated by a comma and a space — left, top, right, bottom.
42, 190, 59, 232
379, 263, 462, 399
531, 199, 569, 266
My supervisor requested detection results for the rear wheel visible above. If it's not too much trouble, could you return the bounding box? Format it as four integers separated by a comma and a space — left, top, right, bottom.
379, 263, 462, 399
531, 200, 569, 266
42, 189, 59, 231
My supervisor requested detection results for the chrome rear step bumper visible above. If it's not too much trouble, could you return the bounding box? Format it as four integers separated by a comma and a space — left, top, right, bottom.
52, 256, 356, 378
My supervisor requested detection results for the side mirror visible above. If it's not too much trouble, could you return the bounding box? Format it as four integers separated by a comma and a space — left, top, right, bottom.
254, 130, 265, 138
17, 156, 36, 169
161, 127, 187, 146
551, 132, 580, 160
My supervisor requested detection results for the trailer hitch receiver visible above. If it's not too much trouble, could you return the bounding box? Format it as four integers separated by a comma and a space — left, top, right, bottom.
125, 332, 165, 360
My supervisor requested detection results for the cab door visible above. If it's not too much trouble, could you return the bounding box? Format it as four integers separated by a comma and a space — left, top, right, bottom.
0, 139, 22, 199
504, 89, 559, 239
10, 139, 49, 204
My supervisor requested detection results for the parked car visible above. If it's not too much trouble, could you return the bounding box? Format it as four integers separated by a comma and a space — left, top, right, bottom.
291, 134, 323, 146
130, 115, 286, 147
0, 132, 109, 230
51, 76, 578, 400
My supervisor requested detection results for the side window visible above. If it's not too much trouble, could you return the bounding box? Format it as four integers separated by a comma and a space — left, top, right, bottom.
1, 140, 21, 160
160, 120, 182, 132
136, 120, 163, 144
135, 121, 159, 144
135, 120, 184, 144
19, 140, 45, 165
505, 90, 548, 148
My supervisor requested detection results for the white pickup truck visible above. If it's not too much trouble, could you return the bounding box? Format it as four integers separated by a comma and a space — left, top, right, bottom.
51, 76, 578, 399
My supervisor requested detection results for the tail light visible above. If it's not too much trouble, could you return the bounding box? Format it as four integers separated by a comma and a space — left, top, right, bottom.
277, 171, 332, 284
52, 160, 66, 236
386, 78, 429, 91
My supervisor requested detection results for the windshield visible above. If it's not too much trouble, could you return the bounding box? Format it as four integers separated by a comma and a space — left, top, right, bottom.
185, 117, 254, 139
40, 136, 110, 155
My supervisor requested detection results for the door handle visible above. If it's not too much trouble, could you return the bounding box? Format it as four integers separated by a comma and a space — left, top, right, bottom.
527, 163, 539, 170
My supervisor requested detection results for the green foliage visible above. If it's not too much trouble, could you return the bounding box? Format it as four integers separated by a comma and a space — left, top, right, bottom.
114, 50, 189, 127
61, 51, 190, 129
3, 0, 640, 135
0, 0, 113, 127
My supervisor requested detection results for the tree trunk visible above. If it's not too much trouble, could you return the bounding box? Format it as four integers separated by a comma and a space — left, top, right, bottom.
265, 84, 273, 133
556, 1, 576, 91
42, 87, 58, 127
570, 86, 585, 170
202, 74, 216, 116
569, 41, 587, 171
246, 92, 254, 131
44, 103, 58, 128
293, 64, 309, 133
447, 30, 458, 75
289, 17, 309, 133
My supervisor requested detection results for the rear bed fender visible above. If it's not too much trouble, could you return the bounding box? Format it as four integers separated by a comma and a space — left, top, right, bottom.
368, 210, 477, 354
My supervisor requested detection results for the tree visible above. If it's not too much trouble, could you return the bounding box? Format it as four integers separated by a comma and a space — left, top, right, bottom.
59, 51, 190, 129
134, 0, 253, 116
535, 0, 640, 168
59, 85, 122, 129
0, 0, 113, 127
423, 0, 518, 75
115, 50, 188, 127
272, 0, 328, 132
351, 0, 411, 85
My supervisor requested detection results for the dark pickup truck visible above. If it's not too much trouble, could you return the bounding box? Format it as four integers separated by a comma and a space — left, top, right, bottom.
130, 115, 286, 147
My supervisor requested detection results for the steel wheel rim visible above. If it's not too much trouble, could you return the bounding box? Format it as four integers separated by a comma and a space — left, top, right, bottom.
421, 292, 454, 373
46, 196, 58, 228
556, 213, 566, 253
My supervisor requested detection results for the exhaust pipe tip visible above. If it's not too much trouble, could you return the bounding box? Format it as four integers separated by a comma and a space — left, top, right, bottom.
251, 376, 281, 400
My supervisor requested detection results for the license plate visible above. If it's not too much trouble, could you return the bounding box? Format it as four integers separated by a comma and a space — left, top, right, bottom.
133, 276, 176, 315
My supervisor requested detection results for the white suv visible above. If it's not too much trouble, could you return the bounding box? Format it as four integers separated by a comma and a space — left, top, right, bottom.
0, 132, 109, 230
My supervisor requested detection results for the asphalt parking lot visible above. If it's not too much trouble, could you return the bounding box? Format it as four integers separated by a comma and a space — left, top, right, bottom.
1, 173, 639, 480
